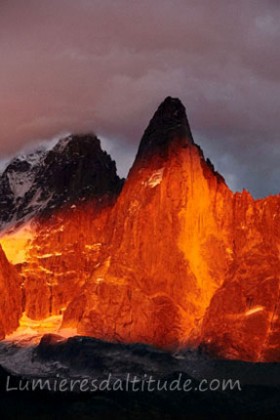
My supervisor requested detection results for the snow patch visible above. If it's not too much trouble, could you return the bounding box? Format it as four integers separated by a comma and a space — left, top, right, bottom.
0, 314, 77, 376
17, 150, 44, 167
37, 252, 63, 259
7, 170, 34, 198
245, 306, 264, 316
145, 169, 164, 188
53, 135, 73, 153
85, 243, 102, 250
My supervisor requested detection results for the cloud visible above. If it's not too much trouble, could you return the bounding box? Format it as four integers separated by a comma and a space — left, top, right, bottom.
0, 0, 279, 197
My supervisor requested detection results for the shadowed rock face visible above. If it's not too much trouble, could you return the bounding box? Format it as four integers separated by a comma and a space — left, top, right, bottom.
135, 96, 194, 162
0, 97, 279, 362
37, 135, 123, 217
0, 134, 123, 231
0, 245, 22, 339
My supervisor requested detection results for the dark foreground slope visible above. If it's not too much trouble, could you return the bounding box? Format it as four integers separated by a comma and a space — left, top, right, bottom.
0, 336, 279, 419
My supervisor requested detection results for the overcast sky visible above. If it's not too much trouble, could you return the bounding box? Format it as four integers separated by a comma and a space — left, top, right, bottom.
0, 0, 279, 198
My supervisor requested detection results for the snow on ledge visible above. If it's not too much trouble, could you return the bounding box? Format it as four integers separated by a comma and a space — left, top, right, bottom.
144, 168, 164, 188
245, 306, 264, 316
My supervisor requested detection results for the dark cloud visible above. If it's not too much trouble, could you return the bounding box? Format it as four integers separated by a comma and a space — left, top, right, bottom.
0, 0, 279, 197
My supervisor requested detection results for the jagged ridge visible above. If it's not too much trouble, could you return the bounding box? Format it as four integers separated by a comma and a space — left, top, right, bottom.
0, 134, 123, 231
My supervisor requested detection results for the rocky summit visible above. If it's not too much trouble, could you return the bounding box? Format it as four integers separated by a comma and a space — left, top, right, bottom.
0, 97, 279, 362
0, 134, 123, 231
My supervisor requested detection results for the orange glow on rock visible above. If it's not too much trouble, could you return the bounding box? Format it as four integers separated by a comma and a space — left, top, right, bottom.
0, 98, 279, 362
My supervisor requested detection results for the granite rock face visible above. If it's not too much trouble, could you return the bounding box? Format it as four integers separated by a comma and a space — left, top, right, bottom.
0, 134, 123, 321
63, 98, 234, 348
0, 245, 22, 339
63, 98, 280, 361
201, 193, 280, 362
0, 98, 279, 362
20, 201, 113, 320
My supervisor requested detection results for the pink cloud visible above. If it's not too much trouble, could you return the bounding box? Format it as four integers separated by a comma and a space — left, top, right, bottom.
0, 0, 279, 197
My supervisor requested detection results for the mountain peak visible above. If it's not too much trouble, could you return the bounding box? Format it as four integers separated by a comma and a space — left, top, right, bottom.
52, 133, 100, 154
156, 96, 188, 118
136, 97, 194, 161
0, 133, 123, 231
